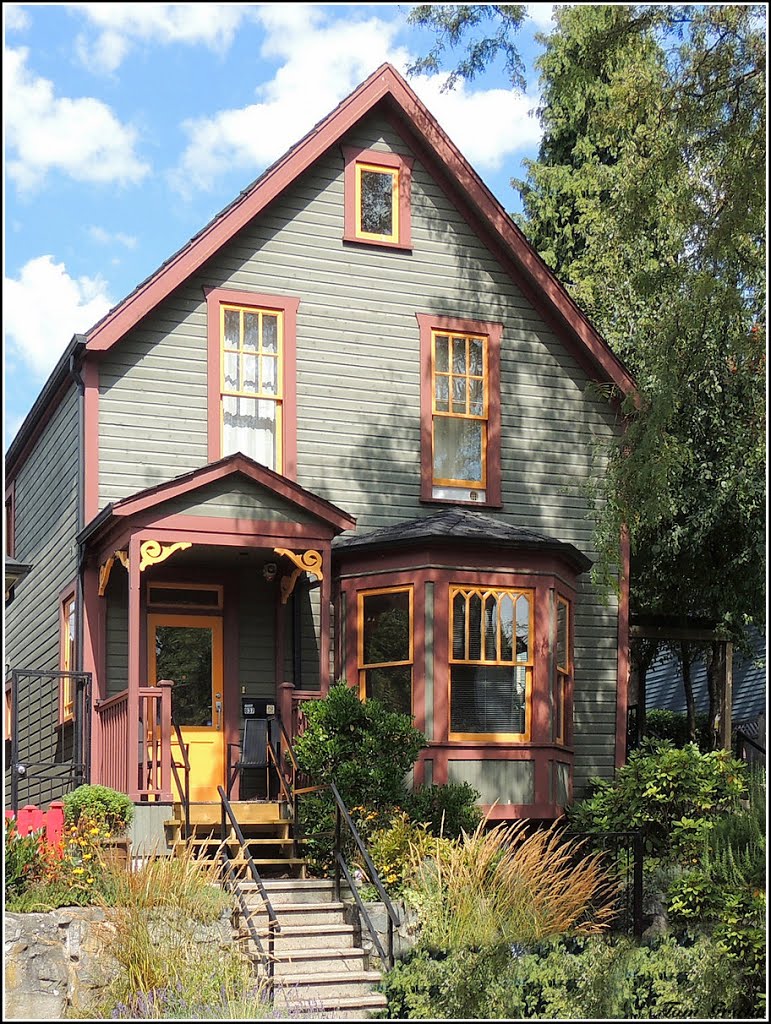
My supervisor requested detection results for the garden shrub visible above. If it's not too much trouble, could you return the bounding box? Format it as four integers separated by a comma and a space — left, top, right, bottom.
293, 682, 425, 875
357, 810, 434, 896
293, 681, 426, 809
568, 739, 747, 858
380, 935, 745, 1019
63, 784, 134, 836
404, 781, 482, 838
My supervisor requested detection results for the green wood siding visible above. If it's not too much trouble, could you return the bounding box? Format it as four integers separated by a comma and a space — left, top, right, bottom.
5, 385, 80, 806
93, 113, 620, 791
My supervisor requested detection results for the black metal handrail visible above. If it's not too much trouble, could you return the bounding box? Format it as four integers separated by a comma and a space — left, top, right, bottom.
217, 784, 280, 992
735, 728, 765, 756
270, 718, 401, 968
169, 721, 191, 840
218, 849, 275, 1002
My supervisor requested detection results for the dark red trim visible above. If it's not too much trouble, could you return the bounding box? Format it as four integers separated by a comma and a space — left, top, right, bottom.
342, 145, 414, 250
83, 359, 100, 521
103, 453, 353, 532
416, 313, 502, 507
615, 525, 631, 767
204, 288, 299, 478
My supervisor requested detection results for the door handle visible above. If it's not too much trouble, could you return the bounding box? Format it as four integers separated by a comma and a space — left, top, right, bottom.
215, 700, 222, 729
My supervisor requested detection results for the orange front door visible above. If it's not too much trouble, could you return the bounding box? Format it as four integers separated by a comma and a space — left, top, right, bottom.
147, 614, 225, 802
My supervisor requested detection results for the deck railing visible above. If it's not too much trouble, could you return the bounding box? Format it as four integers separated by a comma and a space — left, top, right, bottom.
96, 690, 130, 794
96, 680, 174, 801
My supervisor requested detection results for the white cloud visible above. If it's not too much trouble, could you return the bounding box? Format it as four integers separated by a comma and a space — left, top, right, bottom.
4, 5, 30, 32
4, 255, 113, 377
88, 225, 138, 249
5, 47, 150, 191
410, 74, 541, 171
71, 2, 260, 73
171, 6, 541, 194
527, 4, 559, 30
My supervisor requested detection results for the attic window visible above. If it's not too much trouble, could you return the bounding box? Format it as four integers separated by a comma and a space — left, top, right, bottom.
343, 146, 413, 250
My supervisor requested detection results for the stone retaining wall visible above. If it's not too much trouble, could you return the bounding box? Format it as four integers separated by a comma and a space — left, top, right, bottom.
3, 908, 234, 1020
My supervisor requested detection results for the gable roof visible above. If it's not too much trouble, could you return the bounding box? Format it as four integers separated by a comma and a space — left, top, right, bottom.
333, 507, 592, 574
83, 64, 636, 398
77, 452, 356, 546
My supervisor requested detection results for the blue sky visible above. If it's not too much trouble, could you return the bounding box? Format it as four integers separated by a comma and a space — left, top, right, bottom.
4, 2, 558, 446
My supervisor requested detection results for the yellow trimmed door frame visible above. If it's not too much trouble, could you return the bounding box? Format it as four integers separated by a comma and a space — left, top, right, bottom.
147, 612, 225, 803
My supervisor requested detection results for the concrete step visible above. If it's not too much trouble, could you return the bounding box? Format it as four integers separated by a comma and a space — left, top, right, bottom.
273, 970, 383, 1002
251, 878, 349, 905
284, 991, 388, 1019
241, 901, 347, 928
272, 948, 368, 977
243, 922, 357, 951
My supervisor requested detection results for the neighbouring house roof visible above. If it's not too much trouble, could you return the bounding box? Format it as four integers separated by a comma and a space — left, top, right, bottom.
6, 63, 637, 483
333, 507, 593, 573
646, 629, 767, 726
78, 452, 356, 548
4, 556, 34, 595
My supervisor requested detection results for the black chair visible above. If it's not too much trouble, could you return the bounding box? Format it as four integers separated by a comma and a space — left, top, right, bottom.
227, 717, 280, 800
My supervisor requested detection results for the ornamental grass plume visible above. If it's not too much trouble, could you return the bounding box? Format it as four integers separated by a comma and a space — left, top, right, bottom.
406, 818, 619, 951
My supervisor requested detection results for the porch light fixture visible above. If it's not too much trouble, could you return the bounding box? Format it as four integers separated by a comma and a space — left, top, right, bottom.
262, 562, 278, 582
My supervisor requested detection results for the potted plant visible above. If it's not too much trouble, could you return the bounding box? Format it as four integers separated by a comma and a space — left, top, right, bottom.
63, 784, 135, 869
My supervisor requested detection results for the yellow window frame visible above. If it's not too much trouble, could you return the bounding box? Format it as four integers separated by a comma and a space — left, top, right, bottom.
448, 585, 534, 742
431, 330, 489, 489
355, 162, 400, 243
60, 593, 76, 723
220, 303, 284, 471
357, 585, 414, 713
554, 594, 571, 745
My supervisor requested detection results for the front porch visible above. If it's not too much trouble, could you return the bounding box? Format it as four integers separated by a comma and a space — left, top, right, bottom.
79, 454, 355, 806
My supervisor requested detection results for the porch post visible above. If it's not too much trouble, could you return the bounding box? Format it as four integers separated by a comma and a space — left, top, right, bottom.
319, 543, 331, 695
82, 560, 102, 784
127, 535, 141, 801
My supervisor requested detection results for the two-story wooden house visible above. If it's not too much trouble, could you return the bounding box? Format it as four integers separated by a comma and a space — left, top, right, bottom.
5, 65, 634, 843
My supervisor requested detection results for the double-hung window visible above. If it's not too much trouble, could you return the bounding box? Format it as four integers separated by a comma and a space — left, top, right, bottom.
449, 586, 532, 740
358, 586, 413, 716
221, 304, 283, 470
418, 314, 502, 506
207, 288, 299, 475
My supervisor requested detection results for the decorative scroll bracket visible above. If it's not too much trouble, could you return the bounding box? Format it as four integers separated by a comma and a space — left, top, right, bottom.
98, 554, 116, 597
139, 540, 192, 572
274, 547, 323, 605
101, 541, 192, 583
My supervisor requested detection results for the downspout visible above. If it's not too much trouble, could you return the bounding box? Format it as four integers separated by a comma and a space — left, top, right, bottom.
69, 344, 88, 784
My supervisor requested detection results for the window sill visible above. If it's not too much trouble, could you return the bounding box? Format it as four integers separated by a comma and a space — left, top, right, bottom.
419, 496, 503, 511
342, 233, 412, 253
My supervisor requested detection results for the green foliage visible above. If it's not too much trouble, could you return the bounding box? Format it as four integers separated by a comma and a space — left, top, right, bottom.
4, 819, 47, 901
407, 4, 528, 91
644, 709, 711, 752
293, 681, 426, 809
569, 740, 747, 858
380, 935, 744, 1019
404, 782, 482, 838
359, 810, 434, 896
63, 784, 134, 837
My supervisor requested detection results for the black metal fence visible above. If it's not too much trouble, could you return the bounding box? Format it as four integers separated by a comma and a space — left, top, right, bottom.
7, 669, 91, 811
568, 829, 644, 936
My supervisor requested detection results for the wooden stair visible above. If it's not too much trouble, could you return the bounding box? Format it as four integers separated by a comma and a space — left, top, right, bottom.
164, 801, 306, 878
